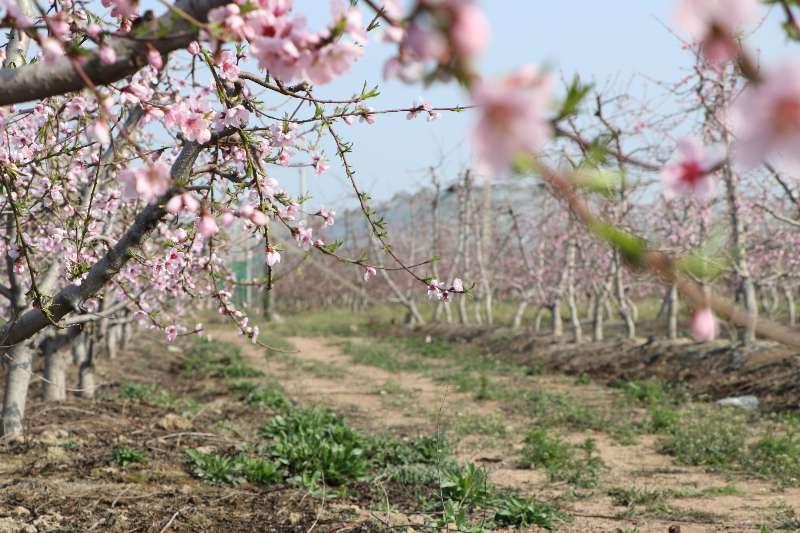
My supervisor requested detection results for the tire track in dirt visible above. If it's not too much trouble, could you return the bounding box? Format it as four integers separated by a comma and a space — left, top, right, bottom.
211, 327, 800, 532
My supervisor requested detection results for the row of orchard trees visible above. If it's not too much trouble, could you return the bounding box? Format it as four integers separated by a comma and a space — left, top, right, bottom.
271, 51, 800, 344
3, 0, 800, 441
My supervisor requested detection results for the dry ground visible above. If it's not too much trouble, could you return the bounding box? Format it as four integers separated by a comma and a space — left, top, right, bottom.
1, 314, 800, 532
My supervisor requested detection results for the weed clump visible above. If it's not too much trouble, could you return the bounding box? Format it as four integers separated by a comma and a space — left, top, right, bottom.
111, 446, 148, 467
184, 449, 280, 485
183, 338, 263, 378
521, 428, 605, 488
259, 407, 370, 486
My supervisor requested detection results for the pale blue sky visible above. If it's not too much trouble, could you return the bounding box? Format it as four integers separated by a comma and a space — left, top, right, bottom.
272, 1, 793, 207
143, 1, 794, 206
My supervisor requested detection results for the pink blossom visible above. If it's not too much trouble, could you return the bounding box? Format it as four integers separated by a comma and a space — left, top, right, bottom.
363, 266, 376, 282
729, 61, 800, 169
427, 279, 445, 299
41, 38, 64, 64
673, 0, 758, 67
109, 0, 138, 19
689, 307, 718, 342
449, 1, 490, 61
166, 192, 199, 214
661, 138, 723, 198
250, 209, 269, 226
265, 246, 281, 266
165, 325, 178, 343
313, 156, 328, 175
359, 106, 376, 124
217, 50, 240, 81
98, 44, 116, 65
295, 223, 313, 249
119, 161, 171, 201
91, 118, 111, 146
188, 41, 201, 55
218, 105, 249, 129
180, 111, 211, 144
471, 66, 553, 174
407, 98, 431, 120
453, 278, 464, 292
318, 208, 335, 226
304, 41, 363, 85
405, 22, 449, 63
147, 47, 163, 70
197, 213, 220, 238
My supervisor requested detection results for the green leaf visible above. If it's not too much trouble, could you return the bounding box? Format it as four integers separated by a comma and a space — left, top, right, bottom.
558, 75, 593, 120
574, 168, 623, 198
591, 222, 647, 267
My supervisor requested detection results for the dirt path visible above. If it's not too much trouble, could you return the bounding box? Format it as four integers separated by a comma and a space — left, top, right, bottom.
210, 327, 800, 532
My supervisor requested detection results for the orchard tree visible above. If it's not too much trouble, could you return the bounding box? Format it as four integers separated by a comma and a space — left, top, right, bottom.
2, 0, 800, 440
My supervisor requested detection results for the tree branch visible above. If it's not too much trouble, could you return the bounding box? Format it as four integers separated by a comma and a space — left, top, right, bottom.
0, 0, 229, 106
0, 141, 202, 347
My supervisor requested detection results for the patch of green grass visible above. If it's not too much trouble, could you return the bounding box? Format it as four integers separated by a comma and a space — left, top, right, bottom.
745, 432, 800, 485
432, 463, 566, 529
384, 463, 443, 486
370, 434, 451, 467
659, 407, 749, 469
616, 379, 671, 405
259, 407, 370, 486
340, 340, 423, 372
183, 337, 262, 379
645, 503, 721, 523
111, 446, 148, 467
231, 381, 292, 410
270, 308, 395, 337
648, 404, 681, 433
608, 487, 669, 507
491, 492, 563, 528
118, 382, 201, 415
402, 337, 454, 358
521, 428, 605, 488
439, 462, 492, 508
184, 449, 280, 485
758, 501, 800, 531
452, 412, 508, 437
275, 353, 346, 379
216, 363, 264, 378
524, 390, 607, 432
608, 484, 739, 508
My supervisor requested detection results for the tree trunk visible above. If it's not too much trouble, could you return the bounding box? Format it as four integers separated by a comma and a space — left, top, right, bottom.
2, 343, 33, 438
551, 302, 563, 337
784, 286, 796, 327
512, 298, 529, 330
106, 324, 119, 360
534, 305, 546, 333
566, 239, 582, 343
667, 283, 679, 340
473, 300, 483, 325
613, 252, 636, 339
43, 339, 68, 401
74, 333, 95, 399
722, 156, 757, 343
592, 289, 605, 341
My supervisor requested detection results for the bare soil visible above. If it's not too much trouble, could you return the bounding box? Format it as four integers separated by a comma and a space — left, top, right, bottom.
1, 320, 799, 531
403, 323, 800, 412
